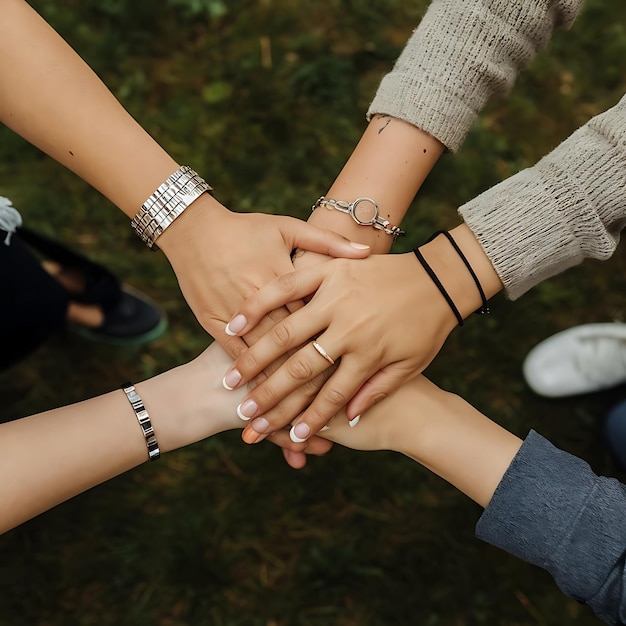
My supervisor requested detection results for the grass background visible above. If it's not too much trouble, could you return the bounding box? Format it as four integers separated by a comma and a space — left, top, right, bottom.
1, 0, 626, 624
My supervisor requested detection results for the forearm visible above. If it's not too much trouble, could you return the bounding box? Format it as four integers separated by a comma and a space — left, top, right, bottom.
378, 383, 626, 622
0, 0, 225, 227
322, 377, 521, 508
388, 381, 522, 508
308, 116, 443, 253
0, 344, 243, 534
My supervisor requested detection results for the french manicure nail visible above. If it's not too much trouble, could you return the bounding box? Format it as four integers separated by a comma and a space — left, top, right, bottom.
236, 399, 258, 421
289, 422, 311, 443
222, 368, 242, 390
349, 242, 370, 249
250, 417, 270, 434
320, 425, 330, 432
348, 415, 361, 428
225, 314, 247, 336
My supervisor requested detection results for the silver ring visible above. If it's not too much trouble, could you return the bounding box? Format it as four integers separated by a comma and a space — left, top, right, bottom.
312, 341, 335, 365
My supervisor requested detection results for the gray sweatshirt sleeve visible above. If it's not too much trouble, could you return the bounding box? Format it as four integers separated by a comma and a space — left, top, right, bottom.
367, 0, 583, 152
459, 94, 626, 299
476, 430, 626, 625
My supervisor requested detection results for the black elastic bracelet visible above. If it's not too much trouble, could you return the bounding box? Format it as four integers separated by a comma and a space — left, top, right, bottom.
426, 230, 490, 315
412, 246, 464, 327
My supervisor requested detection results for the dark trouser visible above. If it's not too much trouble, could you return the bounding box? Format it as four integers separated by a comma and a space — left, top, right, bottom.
0, 229, 69, 370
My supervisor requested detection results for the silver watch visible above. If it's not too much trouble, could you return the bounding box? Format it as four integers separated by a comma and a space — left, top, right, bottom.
312, 196, 404, 239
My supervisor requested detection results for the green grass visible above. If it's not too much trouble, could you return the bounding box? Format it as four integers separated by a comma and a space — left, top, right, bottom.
1, 1, 626, 624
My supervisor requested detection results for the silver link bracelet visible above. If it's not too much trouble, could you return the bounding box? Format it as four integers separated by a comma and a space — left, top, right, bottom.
121, 382, 161, 461
131, 165, 213, 251
312, 196, 404, 240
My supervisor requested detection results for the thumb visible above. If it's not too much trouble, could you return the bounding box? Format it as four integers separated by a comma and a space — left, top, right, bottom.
286, 221, 370, 259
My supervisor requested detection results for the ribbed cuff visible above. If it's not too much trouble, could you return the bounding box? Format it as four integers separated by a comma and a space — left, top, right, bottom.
367, 71, 478, 153
459, 97, 626, 299
367, 0, 583, 152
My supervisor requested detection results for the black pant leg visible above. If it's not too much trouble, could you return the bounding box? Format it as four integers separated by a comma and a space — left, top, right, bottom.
0, 230, 69, 370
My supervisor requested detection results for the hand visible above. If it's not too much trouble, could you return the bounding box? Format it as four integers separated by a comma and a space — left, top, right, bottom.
158, 197, 370, 357
320, 375, 522, 509
156, 341, 334, 469
222, 251, 461, 442
319, 375, 446, 452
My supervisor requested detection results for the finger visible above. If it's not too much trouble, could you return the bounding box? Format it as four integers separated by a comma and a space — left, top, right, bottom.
346, 363, 417, 420
284, 220, 370, 259
267, 430, 334, 456
239, 366, 334, 439
282, 448, 307, 469
242, 305, 290, 346
266, 432, 334, 470
234, 338, 339, 422
289, 356, 373, 441
203, 320, 248, 359
224, 308, 327, 390
224, 265, 328, 337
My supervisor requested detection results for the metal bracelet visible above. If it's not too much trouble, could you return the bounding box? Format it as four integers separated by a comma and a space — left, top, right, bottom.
312, 196, 404, 240
121, 382, 161, 461
131, 165, 213, 251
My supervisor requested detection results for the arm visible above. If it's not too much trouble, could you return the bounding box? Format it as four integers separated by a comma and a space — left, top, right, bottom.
368, 0, 584, 153
222, 0, 586, 440
0, 342, 333, 533
0, 0, 369, 356
323, 377, 626, 625
309, 0, 586, 243
460, 93, 626, 299
0, 343, 242, 534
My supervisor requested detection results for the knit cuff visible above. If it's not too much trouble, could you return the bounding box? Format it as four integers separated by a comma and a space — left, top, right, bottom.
459, 97, 626, 299
367, 70, 478, 153
367, 0, 583, 152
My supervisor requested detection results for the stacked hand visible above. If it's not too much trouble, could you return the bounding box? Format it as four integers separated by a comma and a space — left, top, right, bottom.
159, 201, 371, 357
160, 203, 371, 467
222, 251, 461, 444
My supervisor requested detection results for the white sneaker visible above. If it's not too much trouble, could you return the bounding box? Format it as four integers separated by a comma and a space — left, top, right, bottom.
523, 323, 626, 397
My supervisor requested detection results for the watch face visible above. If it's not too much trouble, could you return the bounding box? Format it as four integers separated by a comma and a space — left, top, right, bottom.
352, 197, 378, 225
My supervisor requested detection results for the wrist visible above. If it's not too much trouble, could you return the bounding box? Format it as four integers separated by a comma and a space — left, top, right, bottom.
155, 193, 231, 257
137, 345, 244, 454
386, 378, 522, 508
417, 224, 503, 320
308, 116, 444, 254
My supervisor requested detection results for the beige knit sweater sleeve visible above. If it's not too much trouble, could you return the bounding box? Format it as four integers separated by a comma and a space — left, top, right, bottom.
459, 95, 626, 299
368, 0, 626, 301
368, 0, 583, 152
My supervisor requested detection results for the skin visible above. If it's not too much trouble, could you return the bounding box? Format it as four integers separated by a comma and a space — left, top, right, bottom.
0, 341, 520, 534
0, 0, 370, 352
0, 0, 370, 467
223, 116, 504, 444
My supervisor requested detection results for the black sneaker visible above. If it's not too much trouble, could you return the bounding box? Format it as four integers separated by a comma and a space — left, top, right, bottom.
71, 285, 167, 346
18, 227, 167, 346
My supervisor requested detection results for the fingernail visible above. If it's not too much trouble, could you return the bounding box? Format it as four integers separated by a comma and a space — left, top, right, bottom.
222, 368, 242, 390
289, 422, 311, 443
349, 242, 370, 249
236, 399, 258, 421
225, 314, 247, 336
320, 425, 330, 432
242, 428, 267, 445
348, 415, 361, 428
250, 417, 270, 434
